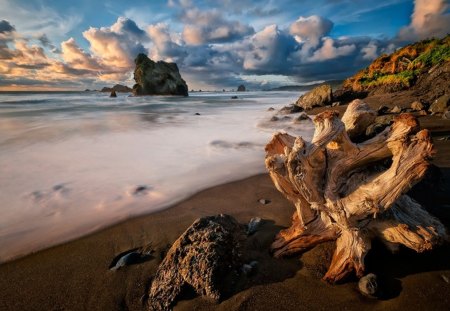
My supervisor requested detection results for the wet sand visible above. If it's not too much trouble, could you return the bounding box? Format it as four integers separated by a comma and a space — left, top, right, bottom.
1, 105, 450, 310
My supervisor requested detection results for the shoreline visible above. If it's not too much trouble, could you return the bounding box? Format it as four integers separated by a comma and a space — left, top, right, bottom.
1, 97, 450, 310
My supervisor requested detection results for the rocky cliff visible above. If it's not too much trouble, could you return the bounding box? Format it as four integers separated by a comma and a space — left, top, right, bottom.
132, 54, 188, 96
336, 35, 450, 103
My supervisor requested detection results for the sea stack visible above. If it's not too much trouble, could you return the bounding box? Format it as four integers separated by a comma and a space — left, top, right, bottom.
132, 53, 188, 96
237, 84, 246, 92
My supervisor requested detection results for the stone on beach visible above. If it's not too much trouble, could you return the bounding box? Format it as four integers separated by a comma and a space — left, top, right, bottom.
295, 84, 333, 110
148, 214, 244, 310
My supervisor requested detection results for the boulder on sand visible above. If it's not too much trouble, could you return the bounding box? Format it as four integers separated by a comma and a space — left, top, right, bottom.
132, 53, 188, 96
295, 84, 332, 110
148, 214, 244, 310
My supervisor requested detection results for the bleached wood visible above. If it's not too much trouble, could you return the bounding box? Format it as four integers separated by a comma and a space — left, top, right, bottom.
265, 103, 447, 283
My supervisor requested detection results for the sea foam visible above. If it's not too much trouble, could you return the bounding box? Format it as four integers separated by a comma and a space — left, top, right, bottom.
0, 91, 314, 262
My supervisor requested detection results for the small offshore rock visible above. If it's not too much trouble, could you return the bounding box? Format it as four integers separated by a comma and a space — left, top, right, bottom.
237, 84, 246, 92
281, 116, 291, 121
270, 116, 279, 122
258, 198, 271, 205
194, 112, 201, 115
267, 107, 275, 111
133, 185, 150, 196
247, 217, 262, 235
391, 105, 402, 114
231, 96, 238, 99
110, 90, 117, 97
293, 112, 310, 124
377, 105, 389, 115
280, 104, 303, 114
358, 273, 378, 297
411, 101, 425, 111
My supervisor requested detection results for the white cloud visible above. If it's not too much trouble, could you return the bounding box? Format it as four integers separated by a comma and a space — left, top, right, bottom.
398, 0, 450, 40
290, 15, 333, 47
182, 8, 254, 44
308, 38, 356, 62
82, 17, 147, 69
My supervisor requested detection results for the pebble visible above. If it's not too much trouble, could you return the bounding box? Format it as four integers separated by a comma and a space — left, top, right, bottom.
241, 261, 259, 276
358, 273, 378, 297
441, 274, 449, 283
110, 252, 142, 270
247, 217, 263, 235
258, 198, 271, 205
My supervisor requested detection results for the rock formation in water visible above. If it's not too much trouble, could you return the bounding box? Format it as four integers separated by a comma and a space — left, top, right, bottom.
132, 54, 188, 96
237, 85, 246, 92
295, 84, 333, 110
265, 99, 447, 284
101, 84, 132, 93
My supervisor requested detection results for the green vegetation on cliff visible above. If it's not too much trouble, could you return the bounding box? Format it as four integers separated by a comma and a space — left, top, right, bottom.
343, 35, 450, 92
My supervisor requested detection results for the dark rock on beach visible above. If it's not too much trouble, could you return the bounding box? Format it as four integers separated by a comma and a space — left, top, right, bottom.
295, 84, 333, 110
148, 214, 245, 310
132, 53, 188, 96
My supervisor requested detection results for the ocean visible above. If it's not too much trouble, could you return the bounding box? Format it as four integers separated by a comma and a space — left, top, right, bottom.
0, 90, 314, 262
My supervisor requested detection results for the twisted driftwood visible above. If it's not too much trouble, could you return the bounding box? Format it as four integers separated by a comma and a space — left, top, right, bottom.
265, 100, 447, 283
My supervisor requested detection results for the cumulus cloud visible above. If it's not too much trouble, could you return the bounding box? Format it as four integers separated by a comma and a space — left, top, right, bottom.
241, 25, 297, 73
147, 23, 187, 62
398, 0, 450, 40
61, 38, 103, 71
182, 8, 254, 44
308, 38, 356, 62
361, 41, 378, 60
290, 15, 333, 47
83, 17, 147, 69
0, 19, 15, 34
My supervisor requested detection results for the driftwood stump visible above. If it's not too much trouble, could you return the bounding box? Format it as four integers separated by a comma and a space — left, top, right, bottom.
265, 100, 447, 283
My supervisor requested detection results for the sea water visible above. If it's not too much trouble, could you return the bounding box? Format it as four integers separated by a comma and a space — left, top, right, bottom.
0, 91, 314, 262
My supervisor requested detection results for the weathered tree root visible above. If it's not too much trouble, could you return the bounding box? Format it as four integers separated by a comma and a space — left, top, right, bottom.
265, 100, 448, 283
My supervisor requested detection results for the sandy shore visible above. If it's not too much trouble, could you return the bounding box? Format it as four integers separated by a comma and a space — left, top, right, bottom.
1, 106, 450, 310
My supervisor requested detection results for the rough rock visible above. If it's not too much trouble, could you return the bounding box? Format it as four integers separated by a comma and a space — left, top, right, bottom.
341, 99, 376, 139
365, 114, 395, 137
247, 217, 262, 235
332, 101, 341, 107
258, 198, 271, 205
295, 84, 333, 110
148, 215, 244, 310
241, 261, 258, 276
391, 105, 402, 113
279, 104, 303, 114
110, 90, 117, 98
411, 101, 425, 111
429, 94, 450, 113
132, 53, 188, 96
419, 110, 428, 116
237, 85, 246, 92
101, 84, 132, 93
377, 105, 390, 115
231, 96, 238, 99
293, 112, 310, 123
443, 110, 450, 120
267, 107, 275, 111
358, 273, 378, 297
270, 116, 279, 122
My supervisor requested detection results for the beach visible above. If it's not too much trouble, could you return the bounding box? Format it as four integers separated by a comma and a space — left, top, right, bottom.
0, 92, 449, 310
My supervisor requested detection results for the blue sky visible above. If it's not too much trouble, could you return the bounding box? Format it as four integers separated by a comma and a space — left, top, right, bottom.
0, 0, 448, 90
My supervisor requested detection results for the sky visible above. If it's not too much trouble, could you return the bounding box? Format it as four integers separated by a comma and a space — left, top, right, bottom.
0, 0, 449, 91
